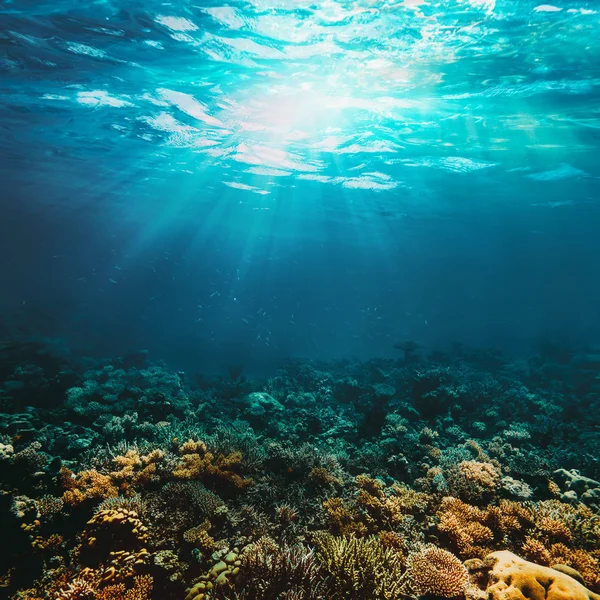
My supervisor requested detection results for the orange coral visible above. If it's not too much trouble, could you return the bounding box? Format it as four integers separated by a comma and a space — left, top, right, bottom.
62, 468, 119, 506
173, 439, 252, 490
547, 544, 600, 590
183, 520, 215, 553
110, 449, 164, 493
96, 575, 153, 600
436, 497, 495, 558
61, 449, 165, 506
378, 530, 404, 551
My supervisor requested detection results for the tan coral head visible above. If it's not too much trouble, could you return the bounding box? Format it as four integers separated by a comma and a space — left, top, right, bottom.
485, 551, 600, 600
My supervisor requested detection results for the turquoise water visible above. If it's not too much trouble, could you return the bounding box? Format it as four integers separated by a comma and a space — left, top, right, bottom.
1, 0, 599, 371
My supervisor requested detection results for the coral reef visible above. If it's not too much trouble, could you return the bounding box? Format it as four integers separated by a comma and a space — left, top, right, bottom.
0, 341, 599, 599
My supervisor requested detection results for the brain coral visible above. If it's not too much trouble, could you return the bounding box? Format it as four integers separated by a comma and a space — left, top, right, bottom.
485, 551, 600, 600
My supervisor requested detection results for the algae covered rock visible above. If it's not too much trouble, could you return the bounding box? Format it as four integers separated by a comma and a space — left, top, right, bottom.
484, 551, 600, 600
240, 392, 284, 429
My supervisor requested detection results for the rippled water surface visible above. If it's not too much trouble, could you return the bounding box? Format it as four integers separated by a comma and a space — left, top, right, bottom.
1, 1, 600, 366
2, 0, 599, 197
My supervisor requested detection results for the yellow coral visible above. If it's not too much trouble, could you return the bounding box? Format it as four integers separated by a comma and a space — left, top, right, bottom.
436, 497, 494, 558
96, 575, 153, 600
184, 551, 241, 600
484, 551, 600, 600
183, 521, 215, 554
313, 533, 403, 599
173, 439, 252, 489
309, 467, 343, 487
61, 468, 119, 506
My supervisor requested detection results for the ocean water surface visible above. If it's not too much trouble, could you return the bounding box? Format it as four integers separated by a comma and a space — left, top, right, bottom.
1, 0, 599, 370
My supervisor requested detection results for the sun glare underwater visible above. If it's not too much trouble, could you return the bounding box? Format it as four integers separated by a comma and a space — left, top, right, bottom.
1, 2, 600, 600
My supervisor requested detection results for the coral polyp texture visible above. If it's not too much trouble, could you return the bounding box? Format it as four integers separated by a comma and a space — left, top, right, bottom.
402, 544, 469, 597
1, 341, 600, 599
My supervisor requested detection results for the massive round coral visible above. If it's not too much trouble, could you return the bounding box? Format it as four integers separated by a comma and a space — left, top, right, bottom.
404, 544, 468, 598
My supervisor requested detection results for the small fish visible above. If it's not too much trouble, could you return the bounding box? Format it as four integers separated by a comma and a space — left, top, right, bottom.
109, 278, 118, 284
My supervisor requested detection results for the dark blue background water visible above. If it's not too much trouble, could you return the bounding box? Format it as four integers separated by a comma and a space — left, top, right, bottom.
1, 0, 599, 373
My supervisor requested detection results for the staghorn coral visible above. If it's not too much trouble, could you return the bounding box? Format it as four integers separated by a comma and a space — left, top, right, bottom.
162, 481, 226, 520
109, 449, 165, 493
275, 503, 299, 525
436, 497, 495, 558
61, 450, 165, 506
378, 530, 405, 551
173, 440, 252, 490
528, 500, 600, 549
95, 494, 148, 519
400, 544, 468, 598
308, 467, 343, 488
313, 533, 403, 600
96, 574, 153, 600
322, 479, 431, 540
55, 578, 95, 600
35, 495, 64, 522
547, 545, 600, 590
234, 537, 325, 600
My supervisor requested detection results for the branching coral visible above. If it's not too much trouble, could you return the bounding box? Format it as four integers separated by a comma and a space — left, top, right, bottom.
110, 449, 165, 493
322, 497, 368, 536
436, 497, 495, 557
173, 440, 252, 490
323, 477, 430, 538
446, 460, 501, 504
55, 579, 95, 600
312, 533, 403, 600
61, 468, 118, 506
234, 537, 325, 600
95, 574, 153, 600
61, 449, 165, 506
183, 520, 215, 554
